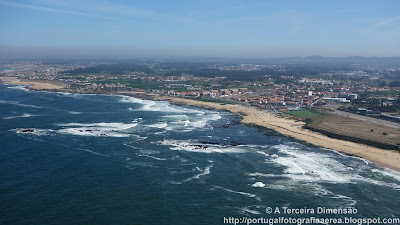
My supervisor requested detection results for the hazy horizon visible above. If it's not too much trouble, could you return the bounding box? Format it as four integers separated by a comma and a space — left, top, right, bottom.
1, 0, 399, 59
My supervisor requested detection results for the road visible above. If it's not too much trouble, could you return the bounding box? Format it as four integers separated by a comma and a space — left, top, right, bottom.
329, 109, 400, 130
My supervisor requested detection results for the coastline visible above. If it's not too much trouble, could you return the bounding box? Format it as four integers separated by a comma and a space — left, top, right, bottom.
0, 77, 64, 90
2, 77, 400, 172
156, 96, 400, 172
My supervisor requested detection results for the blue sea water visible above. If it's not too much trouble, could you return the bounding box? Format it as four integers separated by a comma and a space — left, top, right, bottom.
1, 84, 400, 224
0, 67, 15, 73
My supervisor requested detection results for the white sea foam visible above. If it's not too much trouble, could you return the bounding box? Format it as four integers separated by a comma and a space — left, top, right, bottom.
188, 119, 207, 128
181, 164, 213, 182
169, 119, 190, 126
213, 185, 257, 199
77, 148, 111, 157
119, 96, 207, 115
123, 143, 137, 149
167, 116, 219, 130
58, 92, 72, 95
266, 181, 332, 200
14, 121, 140, 138
251, 182, 266, 188
162, 114, 189, 119
146, 122, 168, 129
357, 176, 400, 190
371, 168, 400, 182
208, 114, 222, 121
0, 100, 42, 108
255, 150, 269, 157
61, 93, 102, 101
162, 115, 191, 127
159, 139, 247, 154
248, 172, 281, 178
67, 111, 82, 115
7, 85, 28, 91
330, 194, 357, 206
322, 147, 371, 165
3, 113, 38, 119
121, 96, 223, 132
239, 207, 261, 215
154, 131, 167, 135
272, 144, 354, 183
126, 161, 158, 169
119, 96, 148, 104
135, 153, 167, 161
265, 144, 400, 192
13, 128, 53, 136
58, 128, 132, 137
58, 122, 138, 130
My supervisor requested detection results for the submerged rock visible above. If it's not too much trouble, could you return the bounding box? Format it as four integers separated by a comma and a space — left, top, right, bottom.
21, 129, 35, 133
200, 141, 221, 145
193, 144, 208, 149
230, 141, 244, 146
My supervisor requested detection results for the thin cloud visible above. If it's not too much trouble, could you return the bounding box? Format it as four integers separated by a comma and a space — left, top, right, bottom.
2, 0, 198, 24
363, 15, 400, 32
0, 0, 114, 19
374, 16, 400, 27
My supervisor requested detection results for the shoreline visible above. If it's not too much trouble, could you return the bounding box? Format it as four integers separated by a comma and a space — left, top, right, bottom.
2, 77, 400, 172
156, 96, 400, 172
0, 76, 65, 90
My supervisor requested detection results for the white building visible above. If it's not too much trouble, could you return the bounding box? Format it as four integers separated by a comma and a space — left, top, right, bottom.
322, 97, 350, 103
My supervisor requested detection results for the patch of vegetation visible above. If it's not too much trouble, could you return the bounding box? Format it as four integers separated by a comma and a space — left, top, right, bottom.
285, 109, 320, 118
306, 125, 399, 150
389, 80, 400, 87
304, 118, 313, 124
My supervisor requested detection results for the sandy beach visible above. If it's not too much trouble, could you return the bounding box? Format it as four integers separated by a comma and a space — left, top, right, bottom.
157, 96, 400, 172
2, 77, 400, 171
0, 77, 64, 90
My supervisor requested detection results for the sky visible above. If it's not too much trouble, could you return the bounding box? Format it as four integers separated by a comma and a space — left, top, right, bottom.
0, 0, 399, 58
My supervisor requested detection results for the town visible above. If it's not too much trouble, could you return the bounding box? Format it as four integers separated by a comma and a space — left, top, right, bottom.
2, 58, 399, 118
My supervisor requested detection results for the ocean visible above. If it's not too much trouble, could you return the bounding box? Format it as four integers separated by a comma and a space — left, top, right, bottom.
1, 84, 400, 224
0, 67, 17, 73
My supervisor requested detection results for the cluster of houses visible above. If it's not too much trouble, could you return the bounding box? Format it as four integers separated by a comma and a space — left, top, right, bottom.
6, 62, 400, 114
147, 88, 252, 99
84, 83, 127, 91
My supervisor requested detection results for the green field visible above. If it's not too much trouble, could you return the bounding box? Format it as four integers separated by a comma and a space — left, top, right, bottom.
286, 109, 320, 117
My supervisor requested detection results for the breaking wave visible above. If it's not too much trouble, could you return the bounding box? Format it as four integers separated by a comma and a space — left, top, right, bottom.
0, 100, 42, 108
3, 113, 39, 119
13, 121, 142, 138
213, 185, 258, 199
7, 85, 28, 91
262, 144, 400, 191
158, 139, 248, 154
